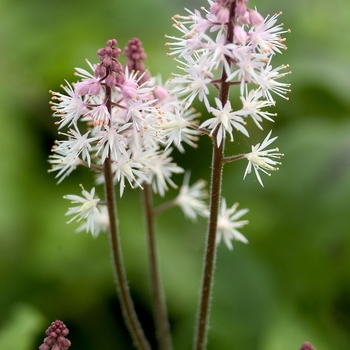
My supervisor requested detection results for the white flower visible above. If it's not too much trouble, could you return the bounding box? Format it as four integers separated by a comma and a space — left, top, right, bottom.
48, 149, 82, 183
249, 12, 289, 55
64, 186, 100, 235
158, 103, 200, 152
55, 128, 98, 167
50, 82, 88, 129
216, 198, 249, 250
174, 172, 208, 221
111, 152, 148, 197
236, 88, 276, 130
86, 104, 111, 126
76, 205, 109, 238
200, 98, 249, 146
96, 123, 130, 163
169, 54, 213, 110
138, 148, 184, 197
243, 130, 283, 186
258, 60, 291, 103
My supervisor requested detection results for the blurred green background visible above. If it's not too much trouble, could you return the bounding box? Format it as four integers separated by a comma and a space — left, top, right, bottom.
1, 0, 350, 349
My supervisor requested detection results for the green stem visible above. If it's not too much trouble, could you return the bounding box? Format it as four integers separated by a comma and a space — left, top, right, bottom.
143, 184, 173, 350
104, 85, 151, 350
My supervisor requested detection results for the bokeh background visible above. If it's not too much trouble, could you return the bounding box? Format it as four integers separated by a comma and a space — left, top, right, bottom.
1, 0, 350, 349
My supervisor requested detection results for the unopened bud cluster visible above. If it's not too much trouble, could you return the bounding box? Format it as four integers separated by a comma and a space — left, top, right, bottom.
39, 320, 71, 350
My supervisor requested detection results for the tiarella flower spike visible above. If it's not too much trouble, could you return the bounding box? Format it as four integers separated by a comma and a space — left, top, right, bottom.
39, 320, 71, 350
48, 0, 290, 347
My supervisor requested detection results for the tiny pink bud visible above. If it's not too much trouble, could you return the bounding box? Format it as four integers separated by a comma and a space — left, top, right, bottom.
234, 24, 248, 45
153, 85, 169, 101
39, 345, 50, 350
49, 332, 57, 339
94, 64, 106, 78
248, 9, 264, 25
300, 342, 316, 350
235, 2, 247, 17
105, 74, 116, 88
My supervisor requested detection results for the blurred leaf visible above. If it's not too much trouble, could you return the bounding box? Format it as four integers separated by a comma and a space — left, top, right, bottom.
0, 304, 45, 350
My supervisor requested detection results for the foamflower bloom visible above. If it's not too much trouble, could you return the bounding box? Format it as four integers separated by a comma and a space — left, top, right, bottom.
243, 130, 283, 186
216, 198, 249, 250
76, 206, 109, 238
64, 185, 101, 235
200, 98, 249, 146
174, 172, 209, 221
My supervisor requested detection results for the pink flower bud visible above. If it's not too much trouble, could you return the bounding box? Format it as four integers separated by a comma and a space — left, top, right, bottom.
234, 24, 248, 45
248, 9, 264, 25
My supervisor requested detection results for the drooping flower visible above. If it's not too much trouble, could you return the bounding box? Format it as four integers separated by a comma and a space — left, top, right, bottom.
216, 198, 249, 250
174, 172, 208, 221
76, 205, 109, 238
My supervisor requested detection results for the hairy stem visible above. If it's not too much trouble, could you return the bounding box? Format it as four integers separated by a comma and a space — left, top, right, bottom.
193, 138, 224, 350
104, 85, 151, 350
193, 3, 236, 350
143, 184, 173, 350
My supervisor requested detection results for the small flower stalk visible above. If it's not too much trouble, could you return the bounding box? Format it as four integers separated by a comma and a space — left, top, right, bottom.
48, 0, 289, 349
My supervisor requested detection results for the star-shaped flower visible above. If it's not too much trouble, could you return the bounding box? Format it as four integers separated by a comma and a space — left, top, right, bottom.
243, 130, 283, 186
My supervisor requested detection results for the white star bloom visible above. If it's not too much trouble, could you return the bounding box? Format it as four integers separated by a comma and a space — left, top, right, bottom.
158, 104, 200, 152
174, 172, 208, 221
96, 123, 130, 163
200, 98, 249, 146
169, 54, 213, 110
249, 12, 289, 54
64, 186, 100, 235
112, 152, 148, 197
85, 104, 111, 126
226, 48, 267, 95
235, 88, 276, 130
258, 58, 291, 103
55, 128, 98, 167
201, 33, 236, 77
48, 149, 82, 184
138, 148, 184, 197
216, 198, 249, 250
50, 82, 88, 129
243, 130, 283, 186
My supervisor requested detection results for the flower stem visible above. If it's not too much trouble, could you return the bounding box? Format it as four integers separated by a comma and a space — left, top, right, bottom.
193, 3, 236, 349
143, 184, 173, 350
193, 136, 224, 350
104, 85, 151, 350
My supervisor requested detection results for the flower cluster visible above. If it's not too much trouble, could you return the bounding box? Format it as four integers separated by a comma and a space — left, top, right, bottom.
166, 0, 289, 177
49, 38, 208, 236
49, 0, 289, 249
39, 320, 71, 350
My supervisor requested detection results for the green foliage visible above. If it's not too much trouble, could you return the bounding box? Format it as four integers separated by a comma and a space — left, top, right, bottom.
1, 0, 350, 349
